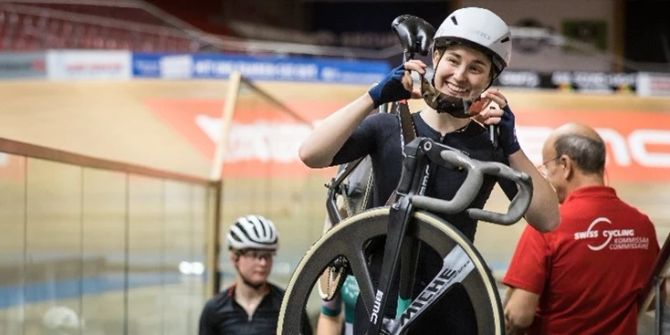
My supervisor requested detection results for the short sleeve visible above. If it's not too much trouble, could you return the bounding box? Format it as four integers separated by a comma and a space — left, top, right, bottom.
331, 113, 393, 166
502, 225, 551, 295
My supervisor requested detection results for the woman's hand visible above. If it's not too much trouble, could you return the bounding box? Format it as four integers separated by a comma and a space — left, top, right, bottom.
368, 60, 426, 107
472, 88, 507, 126
402, 59, 427, 99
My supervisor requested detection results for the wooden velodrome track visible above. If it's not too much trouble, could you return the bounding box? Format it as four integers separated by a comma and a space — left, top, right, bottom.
1, 79, 669, 273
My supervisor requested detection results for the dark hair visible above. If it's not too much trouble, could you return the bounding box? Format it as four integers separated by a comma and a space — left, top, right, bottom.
554, 134, 605, 174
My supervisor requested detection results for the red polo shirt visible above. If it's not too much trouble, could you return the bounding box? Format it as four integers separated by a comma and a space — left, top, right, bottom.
503, 186, 659, 335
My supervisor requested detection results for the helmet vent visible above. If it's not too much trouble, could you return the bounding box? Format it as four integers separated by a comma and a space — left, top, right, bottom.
451, 16, 458, 25
501, 37, 510, 43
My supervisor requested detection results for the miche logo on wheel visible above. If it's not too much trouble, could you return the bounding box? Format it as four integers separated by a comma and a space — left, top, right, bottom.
394, 246, 475, 331
370, 290, 385, 324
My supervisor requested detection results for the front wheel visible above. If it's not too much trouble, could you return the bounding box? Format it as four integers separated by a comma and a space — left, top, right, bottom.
278, 207, 504, 335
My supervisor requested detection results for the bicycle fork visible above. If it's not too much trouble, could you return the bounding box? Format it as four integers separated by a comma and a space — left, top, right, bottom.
366, 196, 415, 335
366, 141, 428, 335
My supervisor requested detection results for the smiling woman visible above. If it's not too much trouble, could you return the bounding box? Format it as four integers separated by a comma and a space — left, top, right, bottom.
295, 7, 563, 335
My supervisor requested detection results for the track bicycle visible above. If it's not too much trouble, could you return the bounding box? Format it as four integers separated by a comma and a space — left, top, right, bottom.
278, 136, 533, 335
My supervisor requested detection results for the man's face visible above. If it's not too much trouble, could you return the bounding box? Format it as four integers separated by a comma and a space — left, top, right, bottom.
540, 139, 567, 203
432, 44, 492, 101
233, 249, 274, 285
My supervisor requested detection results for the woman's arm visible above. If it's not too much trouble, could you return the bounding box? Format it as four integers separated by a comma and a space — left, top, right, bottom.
299, 61, 426, 168
508, 150, 560, 232
477, 89, 559, 232
316, 294, 344, 335
316, 312, 344, 335
299, 93, 375, 168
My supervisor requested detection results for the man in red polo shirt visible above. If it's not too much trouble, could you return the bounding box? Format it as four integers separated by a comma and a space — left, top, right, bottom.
503, 123, 659, 334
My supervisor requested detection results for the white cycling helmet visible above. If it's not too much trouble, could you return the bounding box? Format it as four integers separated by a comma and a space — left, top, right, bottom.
433, 7, 512, 79
227, 215, 278, 251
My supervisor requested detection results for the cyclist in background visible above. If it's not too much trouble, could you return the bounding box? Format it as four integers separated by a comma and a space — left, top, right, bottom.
503, 123, 659, 335
299, 7, 559, 334
198, 215, 312, 335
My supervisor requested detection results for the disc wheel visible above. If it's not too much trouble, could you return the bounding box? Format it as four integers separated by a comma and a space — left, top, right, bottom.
278, 207, 503, 335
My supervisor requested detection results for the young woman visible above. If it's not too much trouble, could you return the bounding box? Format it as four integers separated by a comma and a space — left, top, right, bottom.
299, 7, 559, 334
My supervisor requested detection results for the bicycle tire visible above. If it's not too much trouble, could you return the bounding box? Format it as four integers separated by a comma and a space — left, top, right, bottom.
278, 207, 503, 335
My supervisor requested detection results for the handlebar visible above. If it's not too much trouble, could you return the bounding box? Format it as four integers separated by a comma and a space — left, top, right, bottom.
406, 138, 533, 226
465, 162, 532, 225
411, 147, 483, 213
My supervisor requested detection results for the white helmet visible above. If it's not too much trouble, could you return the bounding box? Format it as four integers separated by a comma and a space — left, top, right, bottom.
227, 215, 278, 251
433, 7, 512, 78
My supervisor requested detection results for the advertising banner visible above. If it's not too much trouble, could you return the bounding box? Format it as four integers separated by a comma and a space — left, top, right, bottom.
132, 53, 161, 78
47, 50, 132, 80
516, 109, 670, 182
132, 52, 389, 84
191, 54, 389, 84
145, 97, 670, 182
498, 70, 637, 93
0, 53, 47, 79
637, 72, 670, 97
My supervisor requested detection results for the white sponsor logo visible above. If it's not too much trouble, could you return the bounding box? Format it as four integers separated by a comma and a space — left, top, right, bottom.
498, 71, 540, 87
195, 116, 670, 169
47, 50, 131, 80
574, 217, 649, 251
196, 115, 312, 162
370, 290, 384, 324
194, 60, 318, 80
160, 55, 192, 79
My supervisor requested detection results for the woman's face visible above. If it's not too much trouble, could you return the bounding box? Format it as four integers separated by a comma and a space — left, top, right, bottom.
432, 44, 493, 101
232, 249, 274, 286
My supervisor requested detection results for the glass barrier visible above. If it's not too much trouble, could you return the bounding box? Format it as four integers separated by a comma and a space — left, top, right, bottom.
0, 153, 26, 335
24, 159, 83, 333
0, 139, 215, 335
82, 168, 126, 335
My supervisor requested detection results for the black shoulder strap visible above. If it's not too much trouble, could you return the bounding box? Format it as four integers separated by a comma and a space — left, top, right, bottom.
395, 100, 417, 146
385, 100, 416, 205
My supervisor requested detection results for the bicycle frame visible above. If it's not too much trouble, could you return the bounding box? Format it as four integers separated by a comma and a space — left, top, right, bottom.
351, 137, 532, 335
